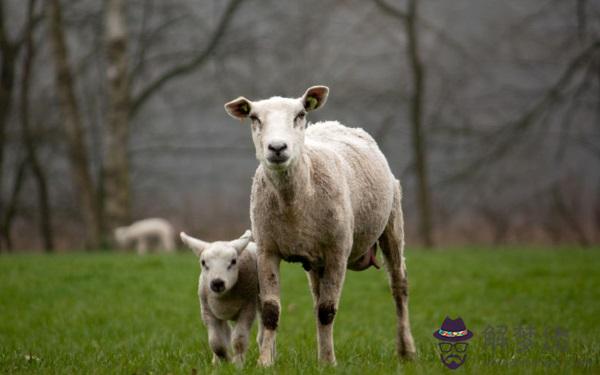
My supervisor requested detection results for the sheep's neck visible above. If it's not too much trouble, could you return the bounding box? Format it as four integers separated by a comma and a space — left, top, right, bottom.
265, 155, 312, 206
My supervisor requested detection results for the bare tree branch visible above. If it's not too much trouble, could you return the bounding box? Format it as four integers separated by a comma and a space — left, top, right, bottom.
131, 0, 246, 117
440, 40, 600, 186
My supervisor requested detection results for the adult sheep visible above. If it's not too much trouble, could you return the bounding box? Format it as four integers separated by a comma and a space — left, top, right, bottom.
224, 86, 416, 366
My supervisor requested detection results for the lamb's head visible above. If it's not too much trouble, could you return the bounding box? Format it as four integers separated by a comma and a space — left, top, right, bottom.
180, 230, 252, 295
224, 86, 329, 172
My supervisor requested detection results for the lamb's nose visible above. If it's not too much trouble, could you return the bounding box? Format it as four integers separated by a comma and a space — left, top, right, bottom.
268, 141, 287, 154
210, 279, 225, 293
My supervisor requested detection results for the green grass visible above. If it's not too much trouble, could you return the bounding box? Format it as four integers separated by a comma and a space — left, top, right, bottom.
1, 248, 599, 374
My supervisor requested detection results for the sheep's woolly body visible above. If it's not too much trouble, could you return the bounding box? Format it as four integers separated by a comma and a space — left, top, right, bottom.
226, 86, 415, 366
114, 218, 174, 254
251, 121, 395, 271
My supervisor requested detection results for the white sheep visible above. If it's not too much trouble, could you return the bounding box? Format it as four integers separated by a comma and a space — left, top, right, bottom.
180, 230, 267, 366
114, 218, 175, 254
224, 86, 416, 366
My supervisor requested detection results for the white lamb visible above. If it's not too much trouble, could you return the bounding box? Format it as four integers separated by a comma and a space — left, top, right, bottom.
180, 230, 267, 366
114, 218, 175, 254
224, 86, 416, 366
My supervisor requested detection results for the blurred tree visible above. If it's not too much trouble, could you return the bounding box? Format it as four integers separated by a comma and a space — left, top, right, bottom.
0, 0, 20, 248
103, 0, 131, 230
373, 0, 434, 247
48, 0, 102, 249
20, 0, 54, 251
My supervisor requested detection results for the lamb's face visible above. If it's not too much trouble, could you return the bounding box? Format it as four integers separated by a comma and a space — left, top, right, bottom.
199, 243, 240, 294
225, 86, 329, 172
180, 231, 252, 295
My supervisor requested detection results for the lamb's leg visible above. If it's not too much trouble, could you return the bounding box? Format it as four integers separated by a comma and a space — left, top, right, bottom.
257, 251, 281, 367
231, 304, 256, 366
316, 256, 347, 365
378, 181, 416, 360
207, 320, 230, 364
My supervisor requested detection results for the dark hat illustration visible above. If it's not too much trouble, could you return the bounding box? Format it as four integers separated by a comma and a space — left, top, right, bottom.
433, 316, 474, 342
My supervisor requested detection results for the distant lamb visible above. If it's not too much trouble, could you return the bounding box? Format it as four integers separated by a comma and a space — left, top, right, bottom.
224, 86, 416, 366
180, 230, 268, 366
114, 218, 175, 254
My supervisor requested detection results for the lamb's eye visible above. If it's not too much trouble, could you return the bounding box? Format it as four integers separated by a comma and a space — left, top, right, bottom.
249, 115, 261, 124
231, 259, 237, 266
295, 112, 306, 121
201, 260, 206, 267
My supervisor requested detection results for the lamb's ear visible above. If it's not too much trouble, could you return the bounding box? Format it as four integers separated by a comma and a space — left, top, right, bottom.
180, 232, 209, 257
224, 97, 252, 119
229, 230, 252, 255
302, 85, 329, 111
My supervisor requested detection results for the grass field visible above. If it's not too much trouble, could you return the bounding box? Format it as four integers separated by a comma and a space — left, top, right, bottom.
1, 247, 599, 374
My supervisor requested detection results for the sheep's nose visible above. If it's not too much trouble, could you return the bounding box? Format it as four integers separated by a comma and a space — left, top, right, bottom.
268, 141, 287, 154
210, 279, 225, 293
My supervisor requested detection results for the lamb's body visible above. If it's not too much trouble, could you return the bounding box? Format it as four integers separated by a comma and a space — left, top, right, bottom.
252, 122, 394, 272
114, 218, 175, 254
181, 233, 267, 366
198, 244, 262, 364
200, 243, 258, 322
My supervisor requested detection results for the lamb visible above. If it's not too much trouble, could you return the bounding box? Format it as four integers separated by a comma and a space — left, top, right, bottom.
224, 85, 416, 366
180, 230, 268, 366
114, 218, 175, 254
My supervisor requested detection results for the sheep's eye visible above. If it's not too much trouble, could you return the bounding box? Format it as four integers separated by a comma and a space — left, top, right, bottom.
201, 260, 207, 268
231, 259, 237, 266
249, 115, 261, 124
295, 112, 306, 121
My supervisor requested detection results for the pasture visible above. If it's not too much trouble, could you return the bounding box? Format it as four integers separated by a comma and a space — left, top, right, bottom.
1, 248, 598, 374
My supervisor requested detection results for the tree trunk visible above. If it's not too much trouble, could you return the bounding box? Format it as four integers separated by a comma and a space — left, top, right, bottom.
21, 0, 54, 251
103, 0, 131, 233
405, 0, 434, 247
47, 0, 101, 249
0, 0, 18, 245
0, 157, 27, 250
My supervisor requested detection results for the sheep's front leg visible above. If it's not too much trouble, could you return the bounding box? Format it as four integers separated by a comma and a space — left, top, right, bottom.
316, 254, 347, 365
257, 251, 281, 367
231, 304, 256, 366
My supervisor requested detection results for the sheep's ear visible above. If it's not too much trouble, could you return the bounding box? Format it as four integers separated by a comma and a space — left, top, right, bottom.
180, 232, 209, 257
229, 230, 252, 255
224, 97, 252, 119
302, 85, 329, 111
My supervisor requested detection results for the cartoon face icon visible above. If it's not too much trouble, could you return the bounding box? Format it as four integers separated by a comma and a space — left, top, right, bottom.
438, 341, 469, 369
433, 317, 474, 370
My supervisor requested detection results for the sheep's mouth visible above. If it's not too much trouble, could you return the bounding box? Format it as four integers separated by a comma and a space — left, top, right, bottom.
266, 154, 290, 167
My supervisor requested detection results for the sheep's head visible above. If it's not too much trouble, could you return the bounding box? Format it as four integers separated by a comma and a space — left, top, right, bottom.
114, 227, 129, 247
180, 230, 252, 295
224, 86, 329, 172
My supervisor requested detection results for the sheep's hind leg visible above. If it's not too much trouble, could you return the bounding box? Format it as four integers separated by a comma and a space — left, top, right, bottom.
378, 181, 416, 360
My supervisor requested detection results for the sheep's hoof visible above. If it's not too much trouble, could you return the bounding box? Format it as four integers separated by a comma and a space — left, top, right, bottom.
257, 353, 274, 367
400, 350, 417, 361
232, 355, 244, 368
